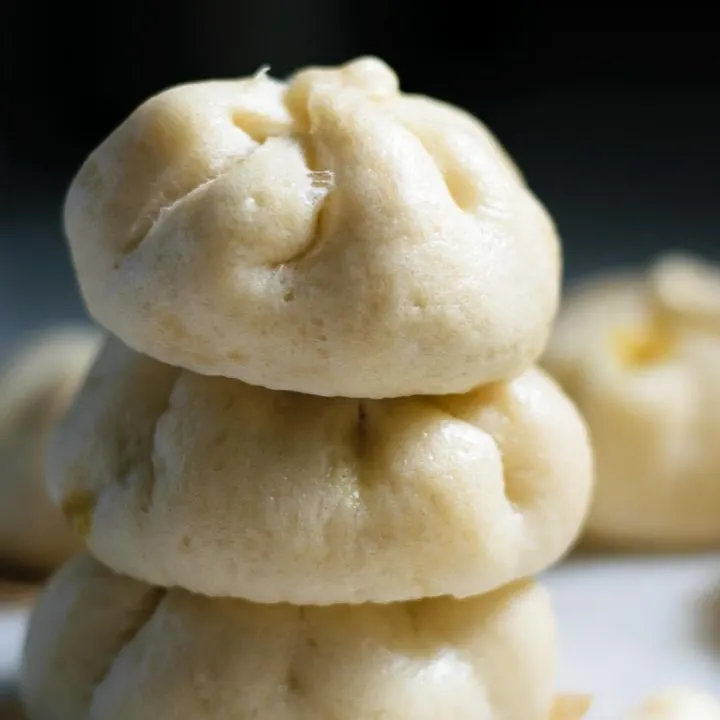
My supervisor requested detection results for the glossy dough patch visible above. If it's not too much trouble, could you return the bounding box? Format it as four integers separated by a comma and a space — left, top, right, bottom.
48, 338, 592, 604
0, 328, 102, 573
21, 554, 556, 720
543, 254, 720, 549
64, 57, 560, 398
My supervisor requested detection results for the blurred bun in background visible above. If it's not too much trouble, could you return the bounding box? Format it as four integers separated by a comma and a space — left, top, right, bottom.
0, 327, 102, 576
544, 254, 720, 550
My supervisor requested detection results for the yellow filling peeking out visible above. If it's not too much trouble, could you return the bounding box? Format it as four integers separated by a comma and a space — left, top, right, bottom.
611, 323, 675, 368
61, 490, 96, 539
549, 695, 592, 720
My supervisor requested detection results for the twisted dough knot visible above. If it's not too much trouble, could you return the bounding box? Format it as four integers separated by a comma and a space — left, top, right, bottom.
65, 57, 560, 398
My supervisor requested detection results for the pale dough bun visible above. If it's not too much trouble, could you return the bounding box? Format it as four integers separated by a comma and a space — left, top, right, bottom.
626, 688, 720, 719
48, 339, 592, 604
0, 328, 102, 574
543, 253, 720, 549
64, 56, 560, 398
21, 554, 556, 720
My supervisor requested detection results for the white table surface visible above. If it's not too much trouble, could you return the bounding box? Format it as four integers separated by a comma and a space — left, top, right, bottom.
2, 553, 719, 717
547, 554, 720, 717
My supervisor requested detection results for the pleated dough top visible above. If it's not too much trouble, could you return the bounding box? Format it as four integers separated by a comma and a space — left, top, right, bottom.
64, 57, 560, 398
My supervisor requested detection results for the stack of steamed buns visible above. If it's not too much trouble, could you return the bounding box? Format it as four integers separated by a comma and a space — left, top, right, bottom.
18, 57, 596, 719
4, 56, 717, 718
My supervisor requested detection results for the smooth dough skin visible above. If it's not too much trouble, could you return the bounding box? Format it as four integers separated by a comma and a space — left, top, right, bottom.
543, 253, 720, 549
48, 338, 592, 604
21, 554, 556, 720
0, 328, 102, 573
63, 56, 560, 398
626, 688, 720, 719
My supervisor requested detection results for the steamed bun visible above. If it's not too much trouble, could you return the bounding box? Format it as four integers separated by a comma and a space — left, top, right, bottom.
626, 688, 720, 719
0, 328, 101, 573
48, 339, 592, 604
543, 253, 720, 548
21, 554, 556, 720
64, 56, 560, 398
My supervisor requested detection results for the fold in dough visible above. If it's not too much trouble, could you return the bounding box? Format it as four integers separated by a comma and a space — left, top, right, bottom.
48, 338, 592, 604
0, 327, 101, 573
544, 253, 720, 549
64, 56, 559, 398
21, 554, 556, 720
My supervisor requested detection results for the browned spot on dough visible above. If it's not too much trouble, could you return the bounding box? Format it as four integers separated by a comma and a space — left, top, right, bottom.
61, 490, 97, 539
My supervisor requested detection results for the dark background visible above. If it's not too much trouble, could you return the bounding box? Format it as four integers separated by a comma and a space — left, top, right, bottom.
1, 13, 719, 349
